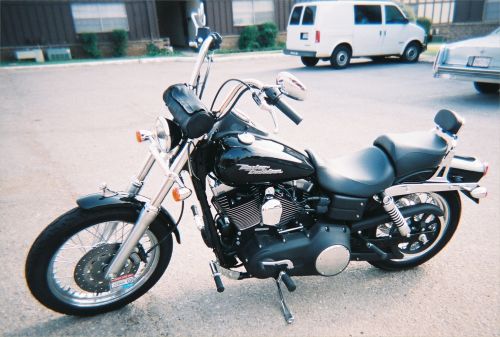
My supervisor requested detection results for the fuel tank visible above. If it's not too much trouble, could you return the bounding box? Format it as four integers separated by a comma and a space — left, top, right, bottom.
214, 133, 315, 186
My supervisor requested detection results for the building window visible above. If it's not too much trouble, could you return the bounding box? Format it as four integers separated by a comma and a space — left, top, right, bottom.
232, 0, 275, 26
484, 0, 500, 22
354, 5, 382, 24
71, 3, 129, 33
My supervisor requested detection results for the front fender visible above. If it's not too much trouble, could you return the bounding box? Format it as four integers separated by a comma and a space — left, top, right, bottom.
76, 192, 181, 243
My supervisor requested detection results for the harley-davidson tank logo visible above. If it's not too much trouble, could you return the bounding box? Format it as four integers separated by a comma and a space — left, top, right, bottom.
237, 164, 283, 175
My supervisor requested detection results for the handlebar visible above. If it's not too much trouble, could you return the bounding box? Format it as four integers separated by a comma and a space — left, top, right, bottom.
187, 33, 303, 127
263, 87, 303, 125
273, 97, 303, 125
188, 32, 222, 90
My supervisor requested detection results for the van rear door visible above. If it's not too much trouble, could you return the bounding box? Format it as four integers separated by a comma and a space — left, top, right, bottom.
352, 4, 383, 56
286, 5, 318, 52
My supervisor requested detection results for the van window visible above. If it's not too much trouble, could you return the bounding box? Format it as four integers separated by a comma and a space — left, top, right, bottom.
354, 5, 382, 24
290, 6, 303, 25
385, 5, 406, 24
302, 6, 316, 25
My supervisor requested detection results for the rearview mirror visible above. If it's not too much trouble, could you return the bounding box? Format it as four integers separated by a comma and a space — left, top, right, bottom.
191, 3, 206, 30
276, 72, 307, 101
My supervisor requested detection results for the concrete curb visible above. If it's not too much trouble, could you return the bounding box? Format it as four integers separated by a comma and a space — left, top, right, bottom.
0, 50, 285, 71
1, 50, 435, 71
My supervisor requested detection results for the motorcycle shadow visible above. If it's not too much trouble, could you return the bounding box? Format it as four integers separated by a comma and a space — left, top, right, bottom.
10, 264, 428, 336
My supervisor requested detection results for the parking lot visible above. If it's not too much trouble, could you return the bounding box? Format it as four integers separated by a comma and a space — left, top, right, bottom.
1, 55, 499, 337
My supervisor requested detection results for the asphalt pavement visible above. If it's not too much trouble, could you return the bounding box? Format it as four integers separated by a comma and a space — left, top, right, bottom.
0, 55, 499, 337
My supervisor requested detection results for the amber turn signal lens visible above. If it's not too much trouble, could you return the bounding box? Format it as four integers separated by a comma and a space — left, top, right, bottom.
135, 131, 142, 143
172, 187, 182, 202
172, 186, 192, 202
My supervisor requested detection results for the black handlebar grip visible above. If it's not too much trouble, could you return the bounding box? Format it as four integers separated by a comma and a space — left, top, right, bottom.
280, 272, 296, 292
214, 274, 225, 293
274, 98, 303, 125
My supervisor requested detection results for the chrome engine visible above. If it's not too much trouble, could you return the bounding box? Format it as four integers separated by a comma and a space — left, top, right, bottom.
211, 182, 310, 231
209, 179, 351, 279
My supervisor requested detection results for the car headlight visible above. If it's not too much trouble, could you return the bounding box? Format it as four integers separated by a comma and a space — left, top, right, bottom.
154, 117, 182, 152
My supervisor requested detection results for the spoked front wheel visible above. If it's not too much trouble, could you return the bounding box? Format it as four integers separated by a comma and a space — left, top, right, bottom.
368, 191, 461, 271
25, 207, 173, 315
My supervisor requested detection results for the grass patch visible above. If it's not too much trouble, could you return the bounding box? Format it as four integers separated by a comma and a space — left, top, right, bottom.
422, 43, 442, 58
215, 43, 285, 55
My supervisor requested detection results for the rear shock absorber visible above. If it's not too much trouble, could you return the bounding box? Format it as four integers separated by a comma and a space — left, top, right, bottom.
380, 193, 411, 237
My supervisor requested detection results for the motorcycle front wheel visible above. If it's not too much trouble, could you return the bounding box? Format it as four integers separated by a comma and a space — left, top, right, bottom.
25, 206, 173, 316
368, 191, 461, 271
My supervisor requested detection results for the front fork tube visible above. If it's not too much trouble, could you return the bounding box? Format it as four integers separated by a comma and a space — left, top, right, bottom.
105, 141, 191, 280
95, 153, 156, 245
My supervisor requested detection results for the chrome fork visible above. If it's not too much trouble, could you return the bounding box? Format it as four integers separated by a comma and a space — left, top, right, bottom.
93, 153, 157, 246
105, 141, 192, 280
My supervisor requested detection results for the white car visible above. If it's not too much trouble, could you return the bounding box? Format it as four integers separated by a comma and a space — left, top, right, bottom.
284, 1, 426, 68
433, 27, 500, 94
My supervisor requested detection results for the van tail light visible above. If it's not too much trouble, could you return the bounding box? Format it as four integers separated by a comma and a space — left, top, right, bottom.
315, 31, 320, 43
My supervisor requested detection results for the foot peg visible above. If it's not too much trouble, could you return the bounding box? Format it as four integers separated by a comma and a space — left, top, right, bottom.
209, 261, 224, 293
366, 242, 389, 260
275, 271, 295, 324
279, 271, 296, 292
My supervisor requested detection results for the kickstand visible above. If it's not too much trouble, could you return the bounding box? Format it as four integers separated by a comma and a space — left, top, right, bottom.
275, 272, 295, 324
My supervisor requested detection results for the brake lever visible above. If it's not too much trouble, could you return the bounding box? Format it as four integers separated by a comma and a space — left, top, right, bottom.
254, 92, 279, 134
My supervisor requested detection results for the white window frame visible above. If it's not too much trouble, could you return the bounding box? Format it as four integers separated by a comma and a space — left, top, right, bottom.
71, 3, 129, 34
232, 0, 275, 27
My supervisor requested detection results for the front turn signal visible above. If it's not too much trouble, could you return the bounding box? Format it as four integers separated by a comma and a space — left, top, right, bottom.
135, 131, 142, 143
135, 130, 152, 143
172, 186, 192, 202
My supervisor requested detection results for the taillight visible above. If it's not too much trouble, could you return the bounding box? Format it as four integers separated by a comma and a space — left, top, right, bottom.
315, 30, 320, 43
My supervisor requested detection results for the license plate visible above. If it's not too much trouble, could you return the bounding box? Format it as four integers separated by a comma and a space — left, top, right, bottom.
471, 56, 491, 68
300, 32, 308, 40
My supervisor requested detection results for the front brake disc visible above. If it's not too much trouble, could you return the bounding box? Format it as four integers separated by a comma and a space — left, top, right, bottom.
74, 243, 139, 292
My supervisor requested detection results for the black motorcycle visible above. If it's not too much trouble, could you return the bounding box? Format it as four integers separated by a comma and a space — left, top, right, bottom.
25, 28, 489, 324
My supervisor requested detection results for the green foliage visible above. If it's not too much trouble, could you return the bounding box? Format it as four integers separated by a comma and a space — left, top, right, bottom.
238, 22, 279, 50
416, 17, 432, 36
111, 29, 128, 57
146, 42, 174, 56
238, 25, 260, 50
80, 33, 101, 58
257, 22, 278, 48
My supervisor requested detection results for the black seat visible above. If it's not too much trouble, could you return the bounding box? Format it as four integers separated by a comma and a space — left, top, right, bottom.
306, 147, 395, 198
374, 131, 448, 178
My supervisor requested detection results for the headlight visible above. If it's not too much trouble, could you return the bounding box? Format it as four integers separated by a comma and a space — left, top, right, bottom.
154, 117, 182, 152
154, 117, 171, 152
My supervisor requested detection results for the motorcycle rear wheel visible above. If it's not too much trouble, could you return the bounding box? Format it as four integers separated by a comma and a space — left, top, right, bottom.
25, 206, 173, 315
368, 191, 461, 271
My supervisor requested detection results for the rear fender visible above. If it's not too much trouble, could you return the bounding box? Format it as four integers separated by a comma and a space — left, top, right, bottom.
76, 193, 181, 243
448, 155, 488, 204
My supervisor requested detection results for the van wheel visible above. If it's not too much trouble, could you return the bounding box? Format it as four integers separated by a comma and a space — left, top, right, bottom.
330, 45, 351, 69
401, 42, 421, 62
301, 56, 319, 67
473, 82, 499, 94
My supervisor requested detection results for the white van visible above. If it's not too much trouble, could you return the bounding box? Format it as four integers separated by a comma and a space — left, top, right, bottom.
284, 1, 426, 68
